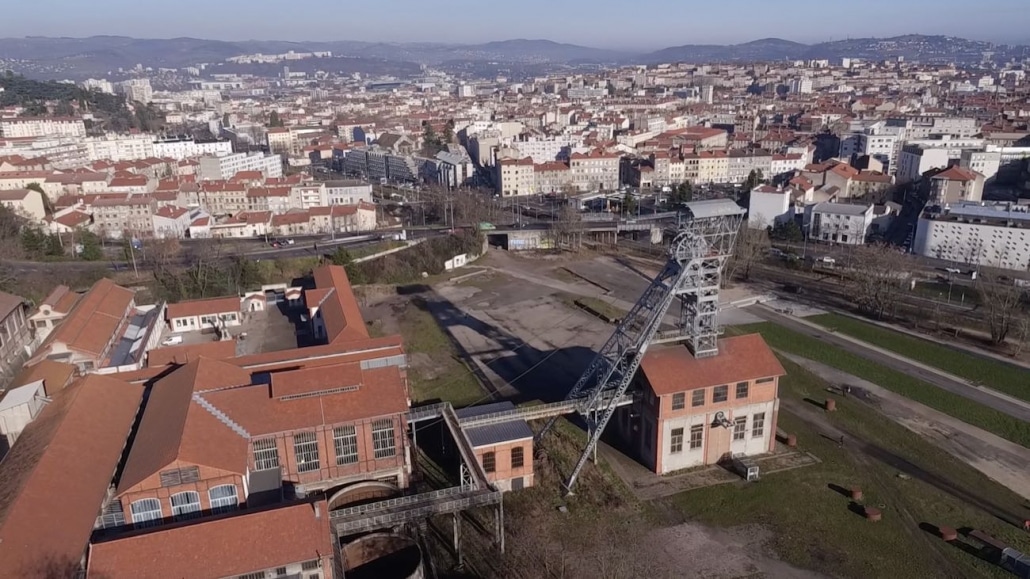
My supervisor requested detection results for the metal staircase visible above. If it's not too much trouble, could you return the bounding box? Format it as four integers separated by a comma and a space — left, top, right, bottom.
539, 200, 744, 493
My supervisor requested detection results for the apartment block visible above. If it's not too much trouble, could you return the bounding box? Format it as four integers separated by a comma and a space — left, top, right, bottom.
0, 116, 87, 139
197, 152, 283, 181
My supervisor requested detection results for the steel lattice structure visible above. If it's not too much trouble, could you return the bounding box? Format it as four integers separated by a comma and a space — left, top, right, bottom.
539, 200, 744, 493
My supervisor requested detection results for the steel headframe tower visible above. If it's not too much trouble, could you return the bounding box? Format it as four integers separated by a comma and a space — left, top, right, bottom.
539, 199, 744, 493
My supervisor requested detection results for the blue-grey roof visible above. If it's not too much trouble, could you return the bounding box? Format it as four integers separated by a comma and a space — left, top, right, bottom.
684, 199, 745, 219
456, 402, 534, 448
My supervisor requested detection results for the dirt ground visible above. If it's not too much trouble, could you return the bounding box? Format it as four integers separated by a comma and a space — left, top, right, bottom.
647, 523, 827, 579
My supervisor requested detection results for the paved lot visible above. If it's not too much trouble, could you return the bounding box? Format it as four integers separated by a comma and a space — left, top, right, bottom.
162, 305, 300, 357
433, 271, 611, 403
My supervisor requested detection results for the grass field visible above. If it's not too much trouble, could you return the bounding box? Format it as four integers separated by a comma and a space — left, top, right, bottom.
670, 357, 1030, 578
392, 299, 486, 407
729, 322, 1030, 449
809, 312, 1030, 402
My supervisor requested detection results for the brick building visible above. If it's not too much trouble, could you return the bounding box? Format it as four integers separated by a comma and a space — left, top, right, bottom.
617, 334, 785, 474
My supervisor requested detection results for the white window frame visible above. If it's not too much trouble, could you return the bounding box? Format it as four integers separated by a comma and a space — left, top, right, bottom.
371, 419, 396, 459
294, 431, 321, 472
752, 412, 766, 438
253, 438, 280, 470
209, 484, 239, 513
130, 498, 163, 527
170, 491, 202, 520
670, 427, 684, 453
733, 417, 747, 441
334, 425, 359, 465
689, 425, 704, 450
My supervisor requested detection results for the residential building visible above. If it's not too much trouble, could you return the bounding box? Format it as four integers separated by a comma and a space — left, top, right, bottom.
929, 166, 984, 205
152, 205, 193, 239
0, 188, 46, 221
534, 161, 573, 193
497, 157, 535, 197
811, 202, 874, 245
92, 196, 156, 239
0, 116, 87, 139
897, 144, 953, 184
617, 334, 785, 474
748, 185, 801, 229
28, 285, 80, 342
324, 180, 372, 206
569, 149, 621, 191
151, 137, 233, 161
119, 79, 154, 104
197, 152, 283, 181
914, 202, 1030, 270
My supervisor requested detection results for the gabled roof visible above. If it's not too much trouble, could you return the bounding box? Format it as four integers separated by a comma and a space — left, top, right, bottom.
640, 334, 785, 396
116, 358, 251, 494
310, 265, 369, 344
31, 278, 134, 362
0, 375, 142, 576
86, 501, 332, 579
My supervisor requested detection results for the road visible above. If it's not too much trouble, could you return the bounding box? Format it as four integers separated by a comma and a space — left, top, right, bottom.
751, 305, 1030, 424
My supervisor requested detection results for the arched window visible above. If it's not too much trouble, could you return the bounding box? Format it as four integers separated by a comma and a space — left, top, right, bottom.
170, 491, 202, 520
209, 485, 239, 513
130, 498, 163, 527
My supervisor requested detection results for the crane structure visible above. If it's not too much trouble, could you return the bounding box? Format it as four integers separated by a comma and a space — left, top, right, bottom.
539, 199, 745, 493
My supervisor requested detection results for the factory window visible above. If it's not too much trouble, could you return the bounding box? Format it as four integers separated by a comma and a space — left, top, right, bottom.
670, 428, 684, 453
130, 498, 163, 527
209, 485, 239, 513
294, 431, 320, 472
253, 438, 280, 470
689, 425, 704, 450
691, 389, 705, 407
511, 446, 525, 469
170, 491, 202, 520
752, 413, 766, 438
372, 419, 397, 459
735, 381, 749, 399
483, 451, 496, 473
713, 385, 728, 403
733, 417, 747, 441
334, 425, 359, 465
672, 392, 685, 410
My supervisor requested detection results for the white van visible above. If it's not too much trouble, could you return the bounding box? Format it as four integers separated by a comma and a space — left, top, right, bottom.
161, 335, 183, 347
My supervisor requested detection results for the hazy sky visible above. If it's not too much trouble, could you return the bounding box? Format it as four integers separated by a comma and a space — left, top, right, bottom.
2, 0, 1026, 50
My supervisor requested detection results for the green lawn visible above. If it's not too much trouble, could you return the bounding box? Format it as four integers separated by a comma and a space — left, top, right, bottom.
809, 313, 1030, 402
730, 322, 1030, 449
670, 357, 1030, 578
396, 299, 486, 407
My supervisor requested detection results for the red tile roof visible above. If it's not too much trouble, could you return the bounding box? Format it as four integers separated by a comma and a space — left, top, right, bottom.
640, 334, 785, 396
116, 358, 251, 494
0, 375, 143, 576
30, 278, 134, 363
86, 501, 333, 579
166, 296, 240, 320
310, 265, 369, 344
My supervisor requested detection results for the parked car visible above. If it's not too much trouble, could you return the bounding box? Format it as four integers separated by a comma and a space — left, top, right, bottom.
161, 335, 183, 346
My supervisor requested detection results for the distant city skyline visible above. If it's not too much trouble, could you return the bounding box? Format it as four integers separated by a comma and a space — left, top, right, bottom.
1, 0, 1027, 51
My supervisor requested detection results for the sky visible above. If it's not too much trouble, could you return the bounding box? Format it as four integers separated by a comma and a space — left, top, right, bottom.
2, 0, 1027, 51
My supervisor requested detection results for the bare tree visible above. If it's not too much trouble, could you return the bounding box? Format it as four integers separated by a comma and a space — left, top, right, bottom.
978, 273, 1025, 345
549, 204, 583, 252
1011, 314, 1030, 357
846, 244, 910, 320
726, 225, 769, 282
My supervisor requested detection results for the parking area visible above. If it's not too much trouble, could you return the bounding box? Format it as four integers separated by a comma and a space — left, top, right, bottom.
158, 302, 302, 357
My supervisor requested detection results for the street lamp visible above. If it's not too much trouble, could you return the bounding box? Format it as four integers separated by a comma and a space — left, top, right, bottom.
802, 222, 812, 260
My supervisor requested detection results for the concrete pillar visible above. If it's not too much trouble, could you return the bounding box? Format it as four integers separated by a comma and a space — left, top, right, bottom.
453, 513, 462, 566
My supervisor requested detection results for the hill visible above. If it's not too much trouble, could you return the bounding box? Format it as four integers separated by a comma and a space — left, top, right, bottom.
0, 73, 161, 132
